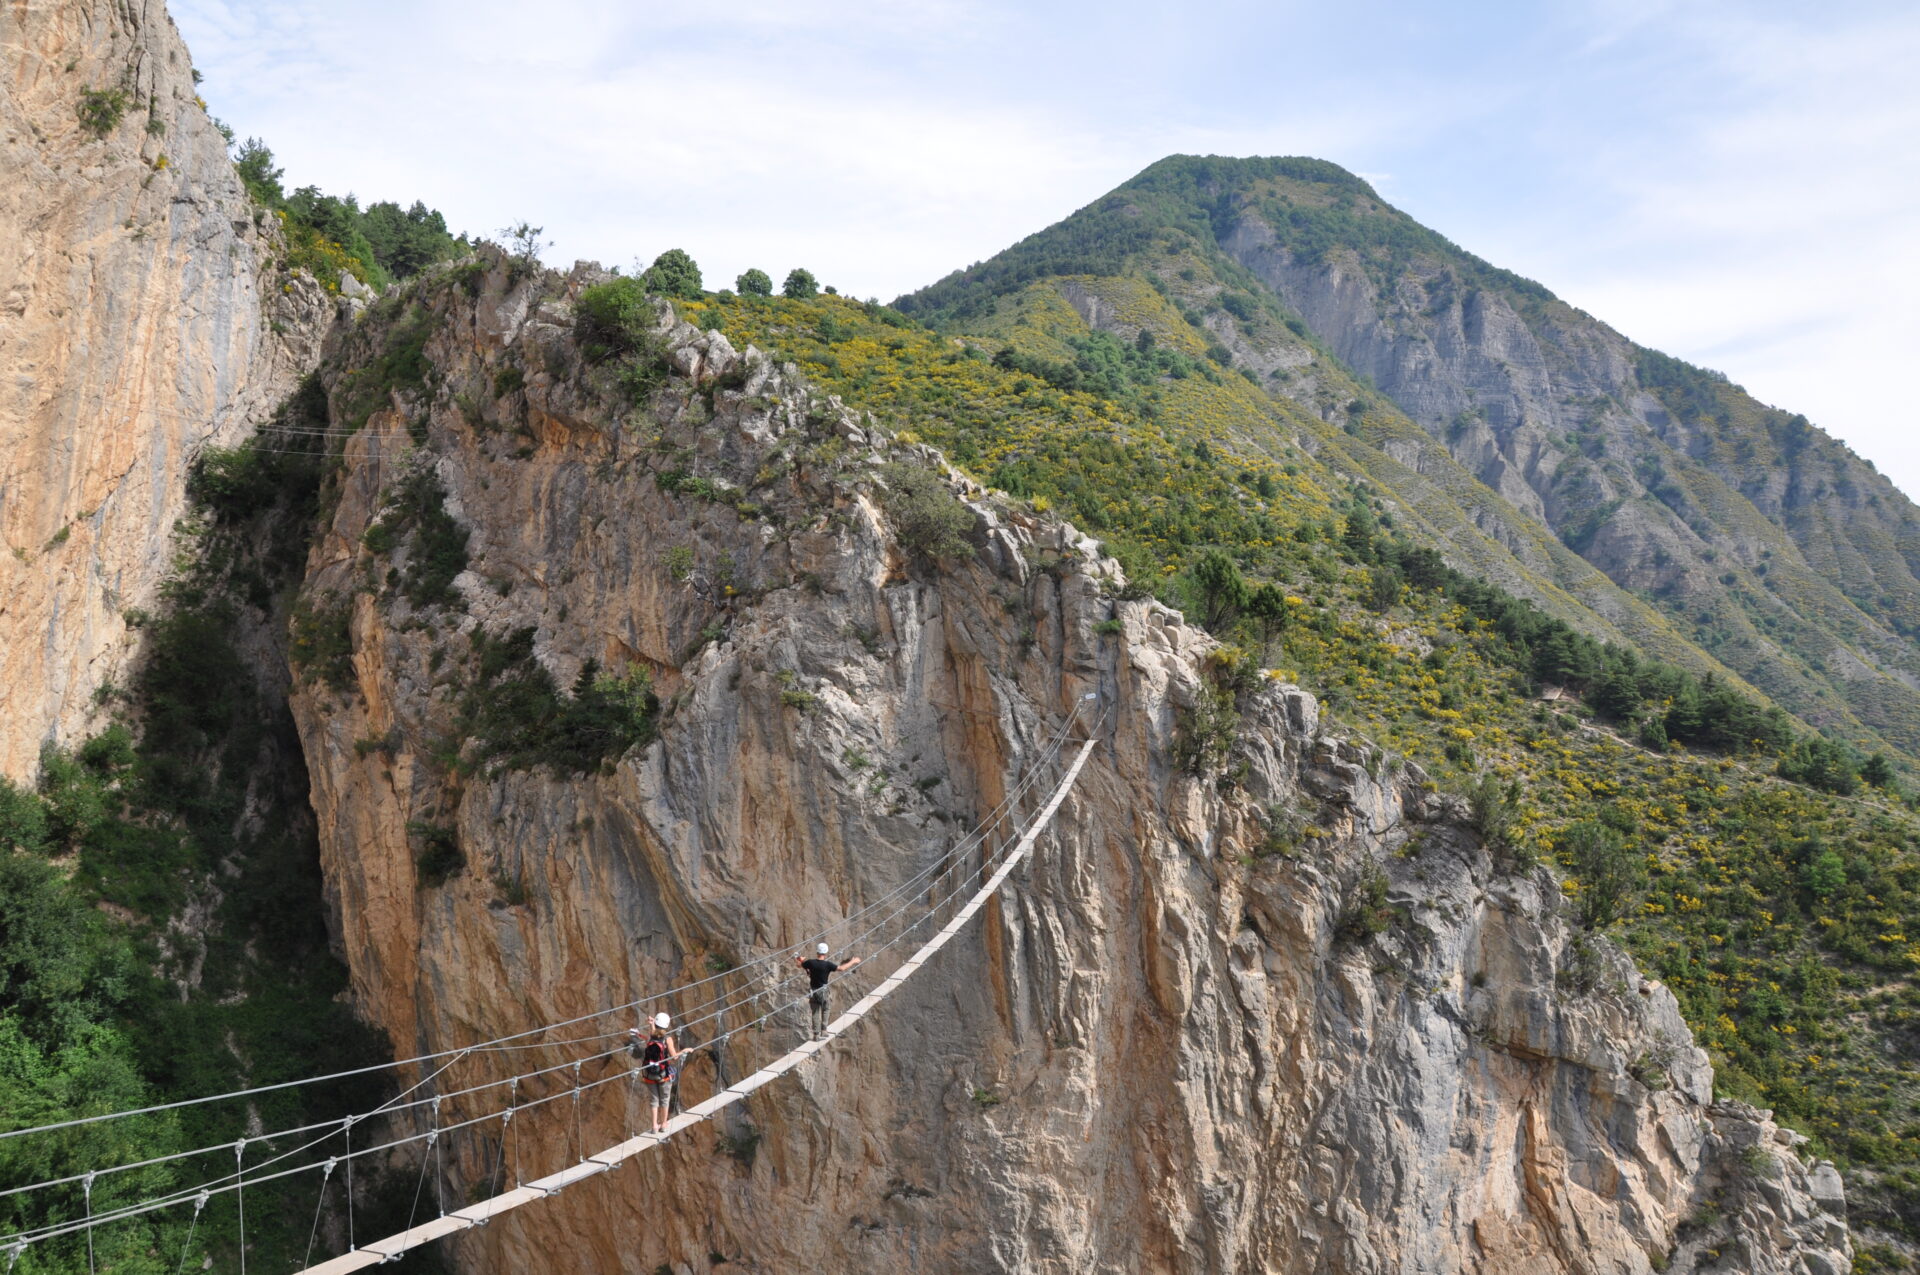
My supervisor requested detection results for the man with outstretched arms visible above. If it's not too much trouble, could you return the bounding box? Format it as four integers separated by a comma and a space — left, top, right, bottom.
797, 943, 862, 1042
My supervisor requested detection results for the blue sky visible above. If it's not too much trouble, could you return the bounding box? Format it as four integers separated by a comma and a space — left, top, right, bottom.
173, 0, 1920, 495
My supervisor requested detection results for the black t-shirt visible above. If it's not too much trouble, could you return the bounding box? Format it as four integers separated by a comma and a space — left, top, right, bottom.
800, 958, 840, 990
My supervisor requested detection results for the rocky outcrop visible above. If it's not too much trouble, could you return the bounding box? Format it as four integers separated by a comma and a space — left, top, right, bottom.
0, 0, 334, 778
290, 256, 1849, 1273
1219, 207, 1920, 755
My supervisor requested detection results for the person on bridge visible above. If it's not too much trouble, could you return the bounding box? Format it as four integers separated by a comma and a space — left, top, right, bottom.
639, 1012, 681, 1135
797, 943, 862, 1042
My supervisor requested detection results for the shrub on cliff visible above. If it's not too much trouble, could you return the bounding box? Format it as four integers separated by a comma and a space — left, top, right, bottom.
457, 630, 658, 775
1173, 688, 1239, 776
576, 277, 655, 360
75, 85, 130, 138
1467, 772, 1523, 864
188, 442, 285, 522
1187, 549, 1250, 632
363, 466, 469, 609
877, 462, 975, 564
1335, 866, 1395, 942
408, 821, 463, 886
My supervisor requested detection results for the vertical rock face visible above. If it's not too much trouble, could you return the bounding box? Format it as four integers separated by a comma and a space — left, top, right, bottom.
0, 0, 332, 778
1218, 209, 1920, 753
292, 258, 1850, 1273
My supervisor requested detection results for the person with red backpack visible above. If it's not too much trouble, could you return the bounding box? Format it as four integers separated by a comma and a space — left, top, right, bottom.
634, 1011, 680, 1135
797, 942, 862, 1042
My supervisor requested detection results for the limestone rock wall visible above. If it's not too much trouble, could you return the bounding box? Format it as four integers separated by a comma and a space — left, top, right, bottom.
291, 256, 1850, 1274
1219, 212, 1920, 754
0, 0, 333, 778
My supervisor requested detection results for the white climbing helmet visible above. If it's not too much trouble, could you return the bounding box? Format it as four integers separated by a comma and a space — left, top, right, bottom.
654, 1011, 671, 1029
817, 942, 830, 956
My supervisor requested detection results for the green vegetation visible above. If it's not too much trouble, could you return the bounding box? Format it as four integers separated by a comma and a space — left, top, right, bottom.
74, 85, 130, 138
782, 268, 819, 300
408, 821, 463, 886
289, 594, 353, 690
1, 421, 409, 1271
1336, 867, 1396, 942
332, 304, 439, 433
897, 155, 1547, 325
454, 629, 657, 775
735, 268, 772, 297
363, 465, 470, 608
876, 461, 975, 563
1563, 820, 1646, 930
576, 276, 656, 357
575, 277, 672, 404
642, 248, 703, 299
896, 151, 1920, 770
500, 222, 548, 274
1776, 735, 1863, 796
1635, 347, 1736, 430
234, 139, 464, 292
707, 292, 1308, 579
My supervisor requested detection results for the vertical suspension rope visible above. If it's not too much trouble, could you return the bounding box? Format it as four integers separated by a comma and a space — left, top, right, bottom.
342, 1116, 356, 1251
570, 1063, 583, 1163
172, 1192, 206, 1275
304, 1158, 336, 1269
491, 1112, 508, 1202
233, 1138, 247, 1275
432, 1097, 446, 1218
404, 1085, 437, 1234
6, 1240, 24, 1273
507, 1077, 521, 1187
81, 1170, 95, 1275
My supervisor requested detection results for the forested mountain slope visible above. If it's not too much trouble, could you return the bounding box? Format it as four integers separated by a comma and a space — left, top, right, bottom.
898, 156, 1920, 765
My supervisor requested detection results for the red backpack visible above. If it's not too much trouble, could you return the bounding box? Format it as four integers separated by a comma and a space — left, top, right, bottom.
641, 1036, 672, 1084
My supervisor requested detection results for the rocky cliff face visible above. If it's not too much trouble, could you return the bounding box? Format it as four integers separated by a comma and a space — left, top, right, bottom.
1216, 201, 1920, 754
0, 0, 334, 779
290, 255, 1851, 1273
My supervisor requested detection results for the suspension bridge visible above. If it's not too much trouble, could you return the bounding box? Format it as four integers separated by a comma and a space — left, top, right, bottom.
0, 703, 1103, 1274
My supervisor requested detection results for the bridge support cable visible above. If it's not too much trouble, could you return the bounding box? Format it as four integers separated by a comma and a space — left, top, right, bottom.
295, 731, 1099, 1274
0, 706, 1100, 1263
0, 746, 1074, 1259
0, 715, 1073, 1158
